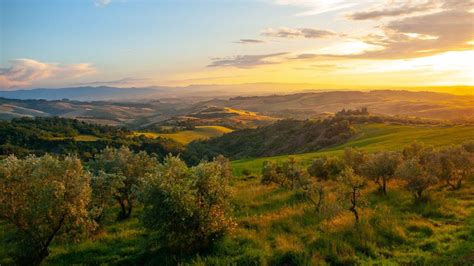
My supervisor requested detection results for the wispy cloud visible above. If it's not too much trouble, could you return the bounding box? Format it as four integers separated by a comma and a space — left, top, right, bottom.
94, 0, 111, 7
262, 27, 336, 39
234, 39, 265, 44
0, 59, 96, 89
347, 0, 437, 20
207, 52, 288, 68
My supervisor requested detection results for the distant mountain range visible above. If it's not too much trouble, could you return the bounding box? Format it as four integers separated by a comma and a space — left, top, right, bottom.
1, 84, 472, 101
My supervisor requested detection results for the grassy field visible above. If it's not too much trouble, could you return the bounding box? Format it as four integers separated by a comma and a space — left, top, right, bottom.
232, 123, 474, 175
133, 125, 233, 144
1, 122, 473, 265
47, 134, 100, 142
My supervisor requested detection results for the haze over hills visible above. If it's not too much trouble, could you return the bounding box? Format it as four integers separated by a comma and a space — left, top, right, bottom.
1, 84, 472, 101
0, 90, 473, 127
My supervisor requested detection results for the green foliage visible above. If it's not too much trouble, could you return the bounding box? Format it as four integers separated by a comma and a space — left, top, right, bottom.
90, 146, 158, 219
0, 155, 94, 265
338, 167, 367, 223
362, 151, 402, 194
140, 155, 236, 254
185, 117, 356, 163
436, 146, 473, 189
261, 157, 310, 189
0, 117, 184, 160
397, 146, 439, 200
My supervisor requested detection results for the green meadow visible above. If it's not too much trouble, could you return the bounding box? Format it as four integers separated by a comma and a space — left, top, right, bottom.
232, 123, 474, 175
133, 125, 233, 144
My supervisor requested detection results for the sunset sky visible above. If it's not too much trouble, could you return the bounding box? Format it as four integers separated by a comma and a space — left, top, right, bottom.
0, 0, 473, 90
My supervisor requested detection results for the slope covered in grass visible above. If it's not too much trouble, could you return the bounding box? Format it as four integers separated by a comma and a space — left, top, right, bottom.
134, 125, 233, 144
232, 123, 474, 175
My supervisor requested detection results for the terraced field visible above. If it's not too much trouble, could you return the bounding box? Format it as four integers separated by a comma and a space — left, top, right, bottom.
232, 123, 474, 175
133, 125, 233, 144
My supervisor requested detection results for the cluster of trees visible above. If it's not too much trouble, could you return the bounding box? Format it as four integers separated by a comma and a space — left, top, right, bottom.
0, 117, 184, 160
0, 147, 235, 265
260, 142, 473, 223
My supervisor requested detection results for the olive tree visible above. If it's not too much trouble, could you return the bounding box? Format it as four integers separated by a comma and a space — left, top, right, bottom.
437, 146, 473, 190
338, 167, 367, 223
344, 147, 367, 175
362, 151, 402, 195
308, 156, 345, 180
89, 171, 124, 225
90, 146, 158, 219
396, 156, 438, 200
0, 155, 94, 265
140, 155, 236, 254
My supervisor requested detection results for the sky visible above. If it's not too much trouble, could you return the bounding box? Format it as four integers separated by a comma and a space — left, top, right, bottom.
0, 0, 473, 91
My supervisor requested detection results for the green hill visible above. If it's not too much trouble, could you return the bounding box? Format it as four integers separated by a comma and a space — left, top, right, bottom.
232, 123, 474, 175
133, 125, 233, 144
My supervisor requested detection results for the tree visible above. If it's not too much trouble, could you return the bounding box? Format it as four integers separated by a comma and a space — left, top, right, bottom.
89, 171, 124, 226
338, 167, 367, 223
261, 160, 284, 186
0, 155, 94, 265
308, 156, 344, 181
362, 151, 401, 195
436, 146, 473, 190
344, 147, 367, 175
90, 146, 158, 219
396, 157, 438, 200
140, 155, 236, 254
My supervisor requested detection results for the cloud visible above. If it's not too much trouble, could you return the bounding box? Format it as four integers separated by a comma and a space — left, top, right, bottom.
234, 39, 265, 44
348, 0, 438, 20
262, 27, 336, 39
270, 0, 361, 16
74, 77, 148, 86
207, 52, 288, 68
294, 0, 474, 60
0, 59, 96, 89
94, 0, 111, 7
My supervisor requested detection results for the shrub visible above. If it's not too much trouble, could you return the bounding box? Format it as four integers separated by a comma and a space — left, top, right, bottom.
140, 155, 236, 254
0, 155, 94, 265
362, 151, 402, 195
436, 146, 473, 189
90, 146, 158, 219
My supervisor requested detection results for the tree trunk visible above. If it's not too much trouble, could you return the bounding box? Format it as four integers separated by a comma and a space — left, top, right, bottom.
350, 188, 359, 223
382, 178, 387, 195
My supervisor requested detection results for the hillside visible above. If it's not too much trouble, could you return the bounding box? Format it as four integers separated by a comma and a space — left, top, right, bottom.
184, 117, 357, 164
147, 106, 276, 130
134, 125, 233, 144
202, 90, 474, 122
0, 97, 187, 126
0, 117, 184, 160
232, 123, 474, 174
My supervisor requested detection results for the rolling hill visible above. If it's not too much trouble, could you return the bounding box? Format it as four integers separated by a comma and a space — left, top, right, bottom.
201, 90, 474, 122
232, 122, 474, 175
133, 125, 233, 144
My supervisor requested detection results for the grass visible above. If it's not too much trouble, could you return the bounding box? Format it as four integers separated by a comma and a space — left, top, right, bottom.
232, 123, 474, 175
47, 134, 100, 142
133, 125, 233, 144
1, 122, 473, 265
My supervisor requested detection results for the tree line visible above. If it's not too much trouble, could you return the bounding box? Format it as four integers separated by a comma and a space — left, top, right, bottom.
258, 142, 473, 223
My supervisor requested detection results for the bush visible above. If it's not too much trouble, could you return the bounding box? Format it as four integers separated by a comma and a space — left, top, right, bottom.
0, 155, 94, 265
140, 155, 236, 254
90, 146, 158, 219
